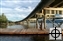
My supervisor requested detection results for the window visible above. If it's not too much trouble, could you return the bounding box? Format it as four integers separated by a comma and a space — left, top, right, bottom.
56, 10, 58, 14
59, 11, 62, 14
45, 10, 50, 14
51, 10, 54, 14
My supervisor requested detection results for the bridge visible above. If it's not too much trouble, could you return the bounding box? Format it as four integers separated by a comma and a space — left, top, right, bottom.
18, 0, 63, 29
0, 0, 63, 34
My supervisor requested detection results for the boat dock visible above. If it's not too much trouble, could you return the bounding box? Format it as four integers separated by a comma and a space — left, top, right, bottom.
0, 0, 63, 35
0, 28, 49, 34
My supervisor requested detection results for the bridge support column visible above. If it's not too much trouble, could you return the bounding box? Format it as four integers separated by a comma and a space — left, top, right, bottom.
53, 18, 55, 27
43, 9, 46, 29
36, 14, 39, 29
27, 19, 30, 28
21, 22, 23, 25
40, 20, 42, 30
36, 17, 38, 29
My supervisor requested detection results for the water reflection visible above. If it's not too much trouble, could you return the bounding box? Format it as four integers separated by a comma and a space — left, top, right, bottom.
7, 25, 28, 29
0, 23, 7, 28
32, 35, 46, 41
32, 35, 62, 41
0, 35, 62, 41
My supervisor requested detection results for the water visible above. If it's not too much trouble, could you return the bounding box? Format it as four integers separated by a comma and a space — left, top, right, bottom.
7, 25, 26, 29
0, 23, 63, 41
3, 23, 63, 30
24, 23, 63, 29
0, 35, 63, 41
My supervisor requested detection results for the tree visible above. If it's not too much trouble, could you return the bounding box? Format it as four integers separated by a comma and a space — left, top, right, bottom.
0, 13, 8, 23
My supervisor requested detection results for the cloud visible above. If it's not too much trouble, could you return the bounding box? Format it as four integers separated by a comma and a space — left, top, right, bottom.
0, 7, 32, 21
0, 0, 40, 21
14, 6, 33, 12
5, 14, 26, 21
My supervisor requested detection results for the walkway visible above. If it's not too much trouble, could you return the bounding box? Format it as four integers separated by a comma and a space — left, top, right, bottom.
0, 28, 48, 34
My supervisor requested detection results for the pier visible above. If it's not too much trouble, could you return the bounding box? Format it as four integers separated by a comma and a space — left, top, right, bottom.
0, 28, 48, 34
0, 0, 63, 34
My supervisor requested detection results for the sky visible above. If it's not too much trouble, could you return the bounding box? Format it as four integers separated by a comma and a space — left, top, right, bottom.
0, 0, 41, 22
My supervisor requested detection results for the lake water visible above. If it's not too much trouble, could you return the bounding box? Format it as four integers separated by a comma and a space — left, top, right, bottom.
7, 23, 63, 29
0, 23, 63, 41
7, 25, 26, 29
0, 35, 63, 41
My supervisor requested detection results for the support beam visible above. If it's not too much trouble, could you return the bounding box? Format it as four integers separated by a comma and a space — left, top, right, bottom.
28, 18, 36, 21
53, 1, 63, 7
57, 10, 59, 14
54, 10, 56, 14
27, 19, 30, 28
43, 9, 46, 29
36, 13, 44, 15
36, 14, 38, 29
21, 21, 26, 25
50, 10, 51, 14
40, 19, 42, 30
20, 22, 22, 25
44, 8, 63, 10
61, 6, 63, 7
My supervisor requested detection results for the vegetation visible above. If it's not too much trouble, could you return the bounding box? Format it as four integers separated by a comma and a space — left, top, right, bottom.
0, 13, 8, 23
0, 13, 8, 28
